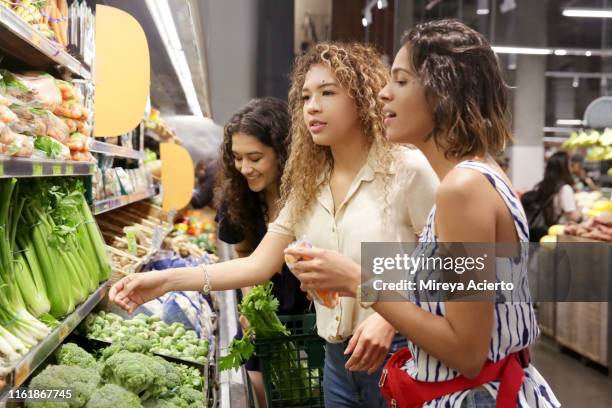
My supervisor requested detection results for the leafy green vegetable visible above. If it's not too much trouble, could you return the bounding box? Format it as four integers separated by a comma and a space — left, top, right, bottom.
34, 136, 63, 158
55, 343, 97, 369
85, 384, 142, 408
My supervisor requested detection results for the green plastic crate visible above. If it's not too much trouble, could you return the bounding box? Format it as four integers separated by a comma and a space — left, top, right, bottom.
254, 314, 325, 407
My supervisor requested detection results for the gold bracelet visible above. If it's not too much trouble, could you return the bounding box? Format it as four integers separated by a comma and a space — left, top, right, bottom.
200, 264, 211, 295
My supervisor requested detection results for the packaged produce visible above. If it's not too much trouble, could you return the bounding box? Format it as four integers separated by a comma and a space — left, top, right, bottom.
0, 125, 34, 157
103, 168, 120, 197
0, 105, 18, 124
0, 70, 35, 105
54, 98, 87, 120
71, 150, 96, 162
93, 167, 104, 201
66, 131, 91, 152
59, 115, 78, 132
55, 79, 83, 103
78, 119, 92, 136
12, 0, 45, 25
10, 106, 69, 143
285, 239, 340, 308
116, 167, 135, 195
14, 72, 62, 110
33, 135, 70, 160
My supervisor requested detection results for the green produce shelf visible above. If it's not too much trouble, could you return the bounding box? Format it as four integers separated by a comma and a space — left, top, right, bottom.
0, 283, 109, 404
93, 188, 157, 215
0, 5, 90, 79
0, 158, 96, 178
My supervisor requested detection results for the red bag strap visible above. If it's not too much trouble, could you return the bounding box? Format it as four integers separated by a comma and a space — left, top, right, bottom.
379, 347, 526, 408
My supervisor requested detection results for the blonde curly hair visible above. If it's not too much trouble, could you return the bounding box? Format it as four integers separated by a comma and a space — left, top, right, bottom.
279, 42, 395, 225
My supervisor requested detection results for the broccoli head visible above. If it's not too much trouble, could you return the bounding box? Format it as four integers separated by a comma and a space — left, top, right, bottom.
27, 365, 100, 408
177, 387, 204, 407
122, 336, 152, 353
102, 351, 158, 396
55, 343, 97, 369
85, 384, 142, 408
142, 399, 180, 408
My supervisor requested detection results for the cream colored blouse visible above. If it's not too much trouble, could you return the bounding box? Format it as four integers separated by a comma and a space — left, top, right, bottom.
268, 146, 438, 343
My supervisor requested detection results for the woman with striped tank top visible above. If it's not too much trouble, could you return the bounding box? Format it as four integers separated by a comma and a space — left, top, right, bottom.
286, 19, 559, 407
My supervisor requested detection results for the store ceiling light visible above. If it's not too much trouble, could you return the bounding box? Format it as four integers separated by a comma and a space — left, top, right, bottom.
556, 119, 583, 126
362, 8, 372, 27
145, 0, 203, 117
554, 49, 567, 56
377, 0, 388, 10
562, 8, 612, 18
492, 46, 553, 55
477, 0, 489, 15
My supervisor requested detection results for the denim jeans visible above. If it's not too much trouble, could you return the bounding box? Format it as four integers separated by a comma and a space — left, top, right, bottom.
323, 335, 406, 408
460, 387, 496, 407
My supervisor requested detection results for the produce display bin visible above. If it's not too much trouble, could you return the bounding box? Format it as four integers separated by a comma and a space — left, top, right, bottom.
254, 313, 325, 408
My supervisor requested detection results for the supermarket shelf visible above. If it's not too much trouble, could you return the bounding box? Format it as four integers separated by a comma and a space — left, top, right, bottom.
0, 158, 96, 178
93, 188, 157, 215
0, 283, 108, 403
0, 5, 90, 80
90, 141, 146, 160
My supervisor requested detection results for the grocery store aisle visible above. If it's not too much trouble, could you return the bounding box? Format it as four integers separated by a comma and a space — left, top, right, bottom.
531, 338, 612, 407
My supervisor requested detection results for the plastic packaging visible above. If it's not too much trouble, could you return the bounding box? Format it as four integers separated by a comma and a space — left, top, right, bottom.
10, 106, 69, 143
65, 131, 91, 152
53, 99, 86, 120
0, 70, 35, 105
70, 150, 96, 162
0, 123, 33, 158
14, 72, 62, 110
33, 135, 70, 160
0, 105, 18, 124
285, 238, 340, 308
59, 116, 78, 133
55, 80, 83, 103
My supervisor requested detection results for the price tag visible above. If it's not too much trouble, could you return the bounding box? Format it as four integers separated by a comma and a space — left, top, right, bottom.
59, 324, 70, 339
0, 162, 4, 177
152, 226, 164, 250
15, 361, 31, 386
89, 164, 96, 174
31, 31, 42, 47
65, 164, 73, 175
52, 164, 62, 175
32, 163, 43, 176
126, 230, 137, 256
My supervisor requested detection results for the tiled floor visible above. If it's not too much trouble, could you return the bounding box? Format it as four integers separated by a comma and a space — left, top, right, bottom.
531, 338, 612, 407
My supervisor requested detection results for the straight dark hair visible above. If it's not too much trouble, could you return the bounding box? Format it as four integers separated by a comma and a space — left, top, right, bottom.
535, 151, 574, 224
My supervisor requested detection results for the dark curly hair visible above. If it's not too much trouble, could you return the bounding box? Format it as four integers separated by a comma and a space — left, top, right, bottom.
401, 19, 512, 158
214, 97, 291, 246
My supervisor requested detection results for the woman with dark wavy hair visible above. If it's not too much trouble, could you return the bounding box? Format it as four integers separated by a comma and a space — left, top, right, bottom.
214, 97, 310, 407
287, 20, 559, 407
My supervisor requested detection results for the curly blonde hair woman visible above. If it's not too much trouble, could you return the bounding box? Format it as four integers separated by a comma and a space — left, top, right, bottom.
110, 41, 438, 408
280, 42, 394, 223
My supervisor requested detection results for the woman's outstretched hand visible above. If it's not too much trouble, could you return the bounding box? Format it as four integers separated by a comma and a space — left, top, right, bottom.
109, 270, 170, 314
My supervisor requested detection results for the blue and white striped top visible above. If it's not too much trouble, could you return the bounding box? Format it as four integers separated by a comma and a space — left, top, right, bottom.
402, 160, 560, 407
